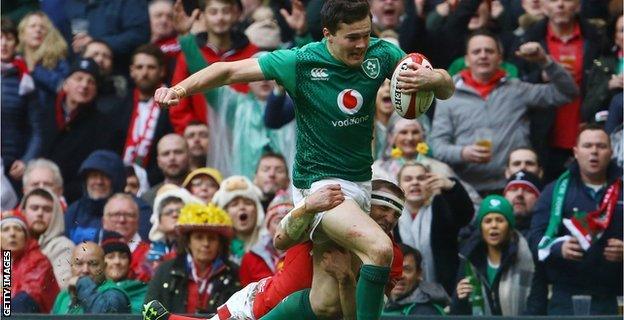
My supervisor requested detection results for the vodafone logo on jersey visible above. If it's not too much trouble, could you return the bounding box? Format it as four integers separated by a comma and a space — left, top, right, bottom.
336, 89, 363, 115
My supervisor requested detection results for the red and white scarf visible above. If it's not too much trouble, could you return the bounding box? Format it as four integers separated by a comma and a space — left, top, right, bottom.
122, 89, 161, 167
563, 178, 621, 250
1, 56, 35, 96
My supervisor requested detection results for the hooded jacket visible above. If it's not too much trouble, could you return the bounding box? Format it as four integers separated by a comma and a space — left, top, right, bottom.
11, 238, 60, 313
65, 150, 152, 243
20, 188, 75, 289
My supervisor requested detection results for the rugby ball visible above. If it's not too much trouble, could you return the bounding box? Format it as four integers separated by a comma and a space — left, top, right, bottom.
390, 53, 435, 119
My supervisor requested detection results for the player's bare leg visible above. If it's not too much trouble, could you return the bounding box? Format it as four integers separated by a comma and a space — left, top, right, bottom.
318, 200, 393, 320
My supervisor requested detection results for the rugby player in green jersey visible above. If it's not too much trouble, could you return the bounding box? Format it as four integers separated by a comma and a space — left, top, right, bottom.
155, 1, 454, 318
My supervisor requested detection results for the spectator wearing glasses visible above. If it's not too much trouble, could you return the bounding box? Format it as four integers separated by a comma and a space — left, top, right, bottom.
65, 150, 152, 244
101, 193, 152, 282
146, 185, 203, 273
183, 167, 223, 204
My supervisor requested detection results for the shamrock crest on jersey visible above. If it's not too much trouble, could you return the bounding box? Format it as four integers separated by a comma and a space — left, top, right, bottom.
362, 58, 380, 79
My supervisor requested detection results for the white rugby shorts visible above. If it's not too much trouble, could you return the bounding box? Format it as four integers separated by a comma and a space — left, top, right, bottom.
291, 178, 371, 242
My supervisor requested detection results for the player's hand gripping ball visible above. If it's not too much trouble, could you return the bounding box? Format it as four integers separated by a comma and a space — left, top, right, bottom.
390, 53, 435, 119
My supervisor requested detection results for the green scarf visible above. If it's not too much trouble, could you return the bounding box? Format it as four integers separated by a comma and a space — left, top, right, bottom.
537, 170, 570, 261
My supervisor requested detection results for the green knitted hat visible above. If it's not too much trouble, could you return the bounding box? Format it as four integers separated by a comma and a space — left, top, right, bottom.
477, 195, 515, 229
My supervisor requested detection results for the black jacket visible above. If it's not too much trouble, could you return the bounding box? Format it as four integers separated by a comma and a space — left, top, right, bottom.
450, 231, 528, 315
528, 161, 623, 296
395, 179, 474, 295
41, 94, 114, 202
581, 50, 621, 122
144, 253, 240, 314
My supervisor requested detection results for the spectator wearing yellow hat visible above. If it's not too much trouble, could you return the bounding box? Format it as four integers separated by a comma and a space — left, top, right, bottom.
182, 167, 223, 204
144, 202, 240, 314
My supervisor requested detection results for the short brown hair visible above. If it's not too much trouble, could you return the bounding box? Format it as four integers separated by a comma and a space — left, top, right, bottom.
202, 0, 238, 10
1, 18, 17, 41
466, 28, 504, 55
321, 0, 371, 34
255, 151, 288, 176
506, 146, 540, 167
576, 123, 611, 146
22, 188, 54, 209
132, 43, 166, 67
397, 161, 430, 183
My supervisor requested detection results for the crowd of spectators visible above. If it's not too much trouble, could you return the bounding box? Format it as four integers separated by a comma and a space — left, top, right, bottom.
1, 0, 622, 317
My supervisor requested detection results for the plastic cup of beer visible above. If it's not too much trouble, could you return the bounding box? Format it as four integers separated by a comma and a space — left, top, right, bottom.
70, 18, 89, 35
617, 296, 623, 315
572, 295, 591, 316
474, 128, 493, 150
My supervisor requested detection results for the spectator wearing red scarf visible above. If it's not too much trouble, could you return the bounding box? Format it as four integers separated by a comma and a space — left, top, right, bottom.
1, 17, 42, 187
431, 29, 578, 195
144, 203, 240, 314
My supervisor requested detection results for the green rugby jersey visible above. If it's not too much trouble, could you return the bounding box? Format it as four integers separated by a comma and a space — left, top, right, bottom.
258, 38, 404, 188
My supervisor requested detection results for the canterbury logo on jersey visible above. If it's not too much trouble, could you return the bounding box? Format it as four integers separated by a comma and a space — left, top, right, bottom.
310, 68, 329, 80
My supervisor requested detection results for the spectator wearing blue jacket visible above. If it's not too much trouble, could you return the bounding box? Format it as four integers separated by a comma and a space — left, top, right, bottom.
1, 18, 43, 188
62, 0, 150, 75
528, 125, 623, 315
17, 12, 70, 105
65, 150, 152, 244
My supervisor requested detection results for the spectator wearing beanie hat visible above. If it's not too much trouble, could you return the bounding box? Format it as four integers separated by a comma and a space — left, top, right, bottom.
100, 230, 147, 314
144, 202, 240, 314
40, 58, 117, 204
182, 167, 223, 204
503, 170, 543, 238
213, 175, 266, 264
239, 189, 293, 286
451, 195, 535, 316
51, 241, 130, 314
146, 185, 203, 271
1, 212, 59, 313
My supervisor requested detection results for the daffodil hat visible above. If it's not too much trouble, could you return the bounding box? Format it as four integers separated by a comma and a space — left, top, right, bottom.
176, 202, 234, 239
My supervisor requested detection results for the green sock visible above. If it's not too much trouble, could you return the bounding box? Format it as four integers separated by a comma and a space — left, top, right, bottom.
356, 264, 390, 320
260, 289, 318, 320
